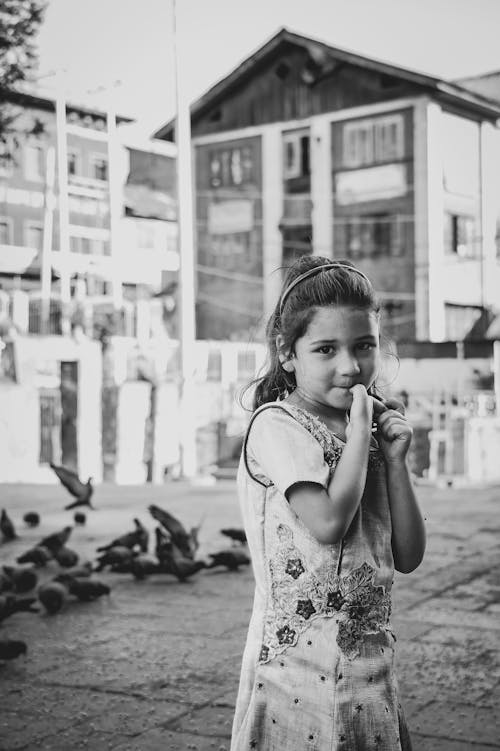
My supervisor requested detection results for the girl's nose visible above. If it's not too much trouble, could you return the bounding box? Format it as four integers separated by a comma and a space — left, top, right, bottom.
337, 351, 361, 376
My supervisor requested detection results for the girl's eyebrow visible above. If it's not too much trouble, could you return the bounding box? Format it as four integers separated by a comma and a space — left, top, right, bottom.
310, 334, 378, 345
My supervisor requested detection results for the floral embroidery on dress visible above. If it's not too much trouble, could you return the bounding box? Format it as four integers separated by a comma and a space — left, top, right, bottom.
259, 527, 391, 664
285, 559, 305, 579
285, 404, 384, 473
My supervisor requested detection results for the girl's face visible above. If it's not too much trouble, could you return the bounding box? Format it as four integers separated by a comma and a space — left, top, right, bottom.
281, 306, 380, 412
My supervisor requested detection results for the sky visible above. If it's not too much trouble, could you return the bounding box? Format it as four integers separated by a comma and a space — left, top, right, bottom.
34, 0, 500, 139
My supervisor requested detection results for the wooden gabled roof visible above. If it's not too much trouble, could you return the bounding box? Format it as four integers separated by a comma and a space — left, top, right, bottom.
154, 27, 500, 141
455, 70, 500, 106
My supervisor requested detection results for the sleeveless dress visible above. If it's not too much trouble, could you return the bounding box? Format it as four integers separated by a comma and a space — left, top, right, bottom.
230, 401, 412, 751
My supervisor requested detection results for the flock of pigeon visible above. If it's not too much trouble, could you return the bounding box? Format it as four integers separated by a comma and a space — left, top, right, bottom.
0, 462, 249, 664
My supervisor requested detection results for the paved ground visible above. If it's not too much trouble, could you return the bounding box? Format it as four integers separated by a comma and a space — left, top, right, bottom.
0, 479, 499, 751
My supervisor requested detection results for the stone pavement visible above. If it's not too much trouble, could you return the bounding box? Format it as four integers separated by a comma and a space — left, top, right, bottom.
0, 479, 499, 751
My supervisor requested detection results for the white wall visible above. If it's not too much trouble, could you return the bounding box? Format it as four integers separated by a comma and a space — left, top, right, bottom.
387, 356, 492, 396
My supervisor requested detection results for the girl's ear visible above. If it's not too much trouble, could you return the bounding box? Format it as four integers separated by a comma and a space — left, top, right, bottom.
276, 334, 295, 373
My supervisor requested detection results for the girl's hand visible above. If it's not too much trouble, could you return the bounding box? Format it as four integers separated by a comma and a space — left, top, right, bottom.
373, 397, 413, 464
346, 384, 373, 439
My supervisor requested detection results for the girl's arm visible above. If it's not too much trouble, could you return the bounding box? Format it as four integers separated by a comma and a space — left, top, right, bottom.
375, 399, 426, 573
288, 385, 373, 545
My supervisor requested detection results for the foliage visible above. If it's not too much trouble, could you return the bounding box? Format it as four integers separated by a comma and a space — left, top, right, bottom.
0, 0, 46, 144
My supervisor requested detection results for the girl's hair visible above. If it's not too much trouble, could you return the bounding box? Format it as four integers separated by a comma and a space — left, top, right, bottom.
250, 254, 380, 410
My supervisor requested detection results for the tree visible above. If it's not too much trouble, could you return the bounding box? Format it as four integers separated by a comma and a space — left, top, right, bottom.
0, 0, 46, 145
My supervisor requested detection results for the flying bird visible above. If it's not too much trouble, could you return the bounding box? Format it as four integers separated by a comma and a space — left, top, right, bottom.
149, 504, 196, 559
220, 527, 247, 545
16, 545, 52, 567
49, 462, 94, 510
0, 640, 27, 661
23, 512, 40, 528
1, 509, 17, 541
207, 549, 251, 571
39, 526, 72, 555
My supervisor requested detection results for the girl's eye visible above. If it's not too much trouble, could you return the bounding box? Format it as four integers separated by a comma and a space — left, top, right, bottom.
317, 346, 334, 355
357, 342, 375, 351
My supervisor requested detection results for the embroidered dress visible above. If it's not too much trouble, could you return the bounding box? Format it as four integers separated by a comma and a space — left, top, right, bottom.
230, 401, 412, 751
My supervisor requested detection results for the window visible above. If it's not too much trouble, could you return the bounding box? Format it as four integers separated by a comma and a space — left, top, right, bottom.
283, 131, 310, 179
25, 142, 44, 181
137, 222, 156, 249
0, 139, 14, 177
209, 145, 254, 188
445, 303, 483, 340
25, 221, 43, 251
0, 217, 13, 245
91, 155, 108, 181
345, 214, 401, 258
343, 115, 404, 168
207, 349, 222, 381
67, 149, 81, 177
444, 213, 477, 258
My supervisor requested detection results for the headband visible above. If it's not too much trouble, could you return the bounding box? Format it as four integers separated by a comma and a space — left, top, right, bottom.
279, 263, 371, 316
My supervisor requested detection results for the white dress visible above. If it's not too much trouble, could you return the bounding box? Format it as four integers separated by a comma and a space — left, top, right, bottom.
230, 401, 412, 751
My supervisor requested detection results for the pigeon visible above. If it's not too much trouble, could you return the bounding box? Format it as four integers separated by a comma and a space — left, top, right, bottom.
53, 562, 92, 582
0, 594, 38, 622
16, 545, 52, 567
220, 527, 247, 545
94, 546, 136, 572
23, 512, 40, 528
38, 581, 68, 614
207, 549, 251, 571
49, 462, 94, 510
0, 640, 27, 661
0, 570, 12, 594
154, 529, 205, 581
2, 566, 38, 594
39, 526, 72, 555
96, 518, 148, 554
130, 555, 161, 580
74, 512, 86, 525
154, 526, 173, 566
149, 504, 196, 559
66, 578, 110, 602
54, 547, 79, 568
189, 516, 205, 557
0, 509, 17, 541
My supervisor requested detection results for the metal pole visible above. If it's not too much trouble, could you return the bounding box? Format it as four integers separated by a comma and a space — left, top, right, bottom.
107, 101, 123, 311
172, 0, 198, 477
41, 145, 56, 334
55, 74, 71, 335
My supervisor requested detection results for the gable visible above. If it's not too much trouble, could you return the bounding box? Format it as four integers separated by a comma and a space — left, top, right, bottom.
191, 43, 416, 137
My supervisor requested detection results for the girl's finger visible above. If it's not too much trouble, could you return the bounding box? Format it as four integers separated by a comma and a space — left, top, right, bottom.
376, 410, 407, 427
383, 397, 406, 415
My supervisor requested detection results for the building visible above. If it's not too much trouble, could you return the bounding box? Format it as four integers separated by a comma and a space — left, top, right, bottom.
0, 86, 178, 338
154, 28, 500, 343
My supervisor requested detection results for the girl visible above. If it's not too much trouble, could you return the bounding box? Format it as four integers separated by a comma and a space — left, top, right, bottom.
231, 255, 426, 751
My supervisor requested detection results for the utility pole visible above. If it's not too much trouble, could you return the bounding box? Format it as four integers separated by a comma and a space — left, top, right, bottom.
106, 98, 123, 312
55, 73, 71, 336
41, 146, 56, 334
172, 0, 198, 478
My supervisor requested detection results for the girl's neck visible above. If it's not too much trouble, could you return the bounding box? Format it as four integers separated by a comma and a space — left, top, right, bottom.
284, 389, 349, 437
